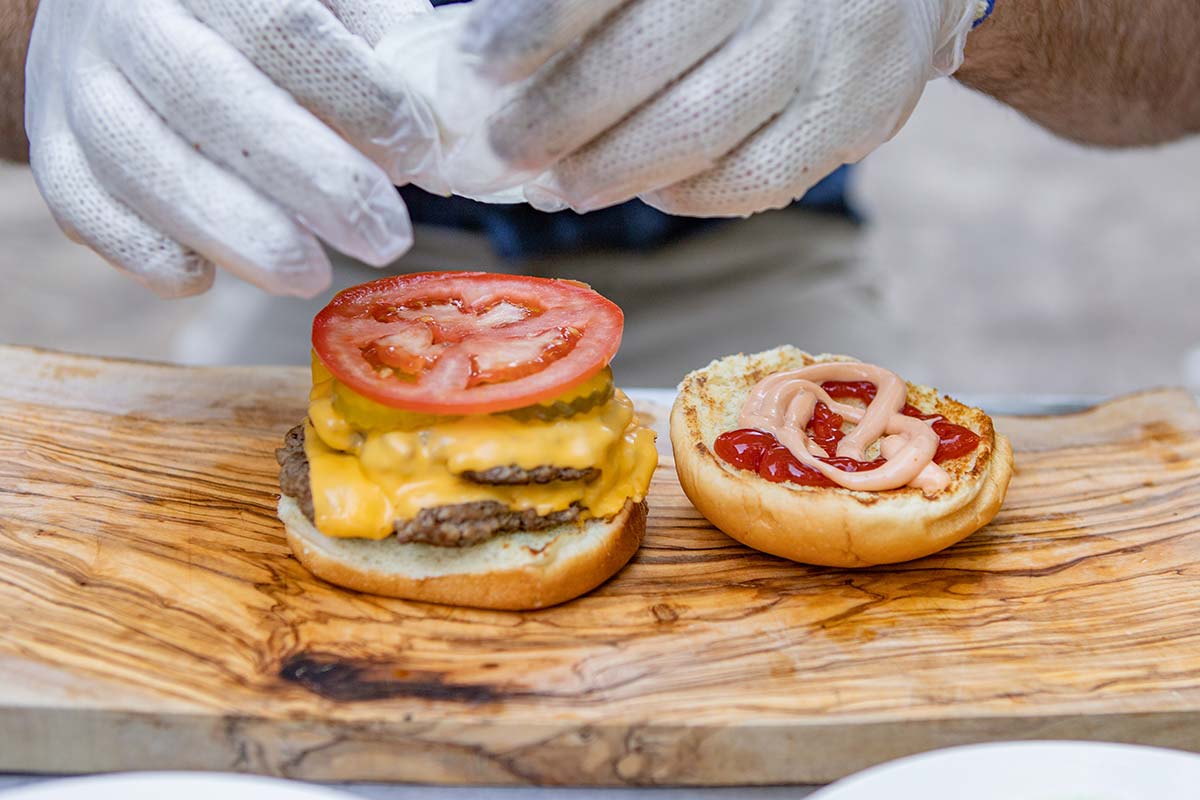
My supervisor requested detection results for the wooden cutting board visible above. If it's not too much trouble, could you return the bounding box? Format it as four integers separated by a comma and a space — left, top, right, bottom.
3, 345, 1200, 786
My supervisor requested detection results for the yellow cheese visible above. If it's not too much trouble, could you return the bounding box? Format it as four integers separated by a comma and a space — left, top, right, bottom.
303, 359, 657, 540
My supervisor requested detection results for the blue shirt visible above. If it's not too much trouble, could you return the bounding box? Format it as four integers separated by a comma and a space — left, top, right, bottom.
404, 0, 856, 260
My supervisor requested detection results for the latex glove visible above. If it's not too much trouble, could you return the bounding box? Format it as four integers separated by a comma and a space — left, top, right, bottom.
450, 0, 981, 216
25, 0, 438, 298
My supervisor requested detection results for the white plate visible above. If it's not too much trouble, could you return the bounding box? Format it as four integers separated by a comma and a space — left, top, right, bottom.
0, 773, 355, 800
811, 741, 1200, 800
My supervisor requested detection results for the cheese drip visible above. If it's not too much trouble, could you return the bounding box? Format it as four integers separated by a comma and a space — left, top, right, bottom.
739, 363, 950, 494
304, 361, 657, 539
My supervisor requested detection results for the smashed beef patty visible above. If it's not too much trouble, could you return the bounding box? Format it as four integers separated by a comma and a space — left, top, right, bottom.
277, 424, 314, 520
276, 424, 586, 547
462, 464, 600, 485
394, 501, 582, 547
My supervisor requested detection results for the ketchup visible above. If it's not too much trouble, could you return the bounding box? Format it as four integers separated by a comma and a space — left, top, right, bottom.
929, 421, 980, 461
821, 380, 877, 404
894, 402, 982, 462
759, 443, 841, 487
822, 380, 981, 463
713, 428, 775, 471
824, 381, 917, 415
808, 400, 845, 456
714, 382, 982, 488
714, 428, 887, 488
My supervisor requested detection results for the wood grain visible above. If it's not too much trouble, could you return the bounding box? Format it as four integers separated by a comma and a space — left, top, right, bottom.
2, 345, 1200, 785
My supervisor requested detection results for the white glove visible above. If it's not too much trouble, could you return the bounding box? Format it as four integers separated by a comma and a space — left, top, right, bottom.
25, 0, 439, 298
447, 0, 982, 216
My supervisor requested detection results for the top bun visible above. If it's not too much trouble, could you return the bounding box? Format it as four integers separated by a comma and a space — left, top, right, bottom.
670, 347, 1014, 567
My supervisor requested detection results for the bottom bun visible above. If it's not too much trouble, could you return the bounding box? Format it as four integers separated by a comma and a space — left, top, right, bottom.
671, 347, 1015, 568
278, 496, 646, 610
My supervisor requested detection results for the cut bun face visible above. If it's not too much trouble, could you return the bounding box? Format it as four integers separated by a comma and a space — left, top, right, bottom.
670, 347, 1013, 568
279, 495, 646, 610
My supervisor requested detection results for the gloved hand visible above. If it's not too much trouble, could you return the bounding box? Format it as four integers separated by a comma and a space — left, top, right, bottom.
451, 0, 982, 216
25, 0, 439, 298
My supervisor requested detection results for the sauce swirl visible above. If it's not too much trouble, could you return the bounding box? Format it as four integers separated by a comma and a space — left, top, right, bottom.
729, 363, 979, 495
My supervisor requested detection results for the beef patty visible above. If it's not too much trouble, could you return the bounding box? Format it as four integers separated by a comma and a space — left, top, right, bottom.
277, 424, 314, 519
462, 464, 600, 485
276, 425, 589, 547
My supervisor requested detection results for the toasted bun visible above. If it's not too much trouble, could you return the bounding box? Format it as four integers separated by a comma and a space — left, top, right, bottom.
279, 496, 646, 610
671, 347, 1014, 568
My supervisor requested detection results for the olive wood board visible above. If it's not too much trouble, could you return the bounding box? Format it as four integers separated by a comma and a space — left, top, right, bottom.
2, 345, 1200, 786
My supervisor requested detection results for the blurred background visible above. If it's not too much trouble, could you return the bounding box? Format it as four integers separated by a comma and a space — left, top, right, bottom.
4, 78, 1199, 398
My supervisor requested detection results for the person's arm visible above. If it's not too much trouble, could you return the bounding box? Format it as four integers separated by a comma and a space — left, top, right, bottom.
1, 0, 36, 162
957, 0, 1200, 147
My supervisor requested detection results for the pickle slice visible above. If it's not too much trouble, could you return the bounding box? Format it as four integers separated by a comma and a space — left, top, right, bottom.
326, 357, 614, 429
332, 380, 455, 432
503, 367, 614, 423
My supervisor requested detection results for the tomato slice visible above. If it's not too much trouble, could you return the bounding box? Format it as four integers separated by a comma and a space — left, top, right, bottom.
312, 272, 624, 414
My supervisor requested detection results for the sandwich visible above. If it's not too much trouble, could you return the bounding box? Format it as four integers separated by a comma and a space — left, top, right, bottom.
671, 346, 1013, 567
276, 271, 657, 609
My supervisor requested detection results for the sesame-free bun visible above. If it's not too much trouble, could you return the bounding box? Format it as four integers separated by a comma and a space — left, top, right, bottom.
670, 347, 1013, 568
278, 496, 646, 610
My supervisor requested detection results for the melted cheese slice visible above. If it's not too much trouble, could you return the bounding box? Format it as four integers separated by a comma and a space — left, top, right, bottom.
304, 361, 658, 540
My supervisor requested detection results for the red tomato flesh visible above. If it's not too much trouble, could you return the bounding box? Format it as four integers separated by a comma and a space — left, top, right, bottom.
312, 272, 623, 414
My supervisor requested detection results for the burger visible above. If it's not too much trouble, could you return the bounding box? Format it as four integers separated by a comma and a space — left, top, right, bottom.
276, 271, 657, 609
